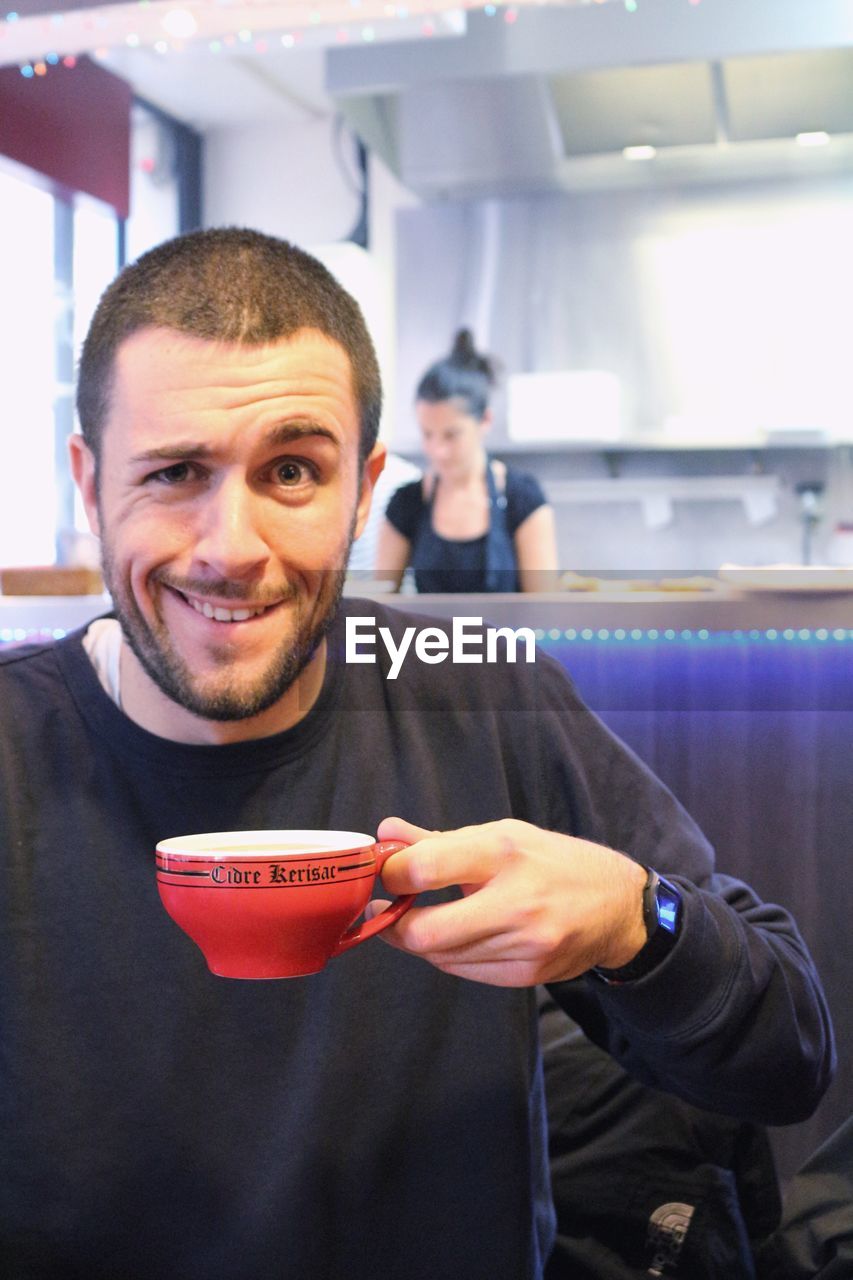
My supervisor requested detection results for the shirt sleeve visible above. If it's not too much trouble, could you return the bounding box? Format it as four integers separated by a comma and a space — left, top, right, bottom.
384, 481, 421, 541
504, 469, 549, 534
527, 654, 836, 1125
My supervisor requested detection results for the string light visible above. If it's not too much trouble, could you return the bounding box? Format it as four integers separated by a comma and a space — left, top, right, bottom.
160, 7, 197, 40
2, 0, 639, 76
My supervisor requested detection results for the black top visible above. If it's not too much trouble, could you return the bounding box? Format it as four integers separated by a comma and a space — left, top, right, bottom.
0, 603, 835, 1279
385, 465, 547, 592
539, 992, 781, 1279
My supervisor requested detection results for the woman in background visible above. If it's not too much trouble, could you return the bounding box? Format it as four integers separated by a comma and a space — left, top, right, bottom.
375, 329, 558, 593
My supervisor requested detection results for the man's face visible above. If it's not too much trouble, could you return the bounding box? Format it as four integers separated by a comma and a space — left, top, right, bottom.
71, 326, 383, 737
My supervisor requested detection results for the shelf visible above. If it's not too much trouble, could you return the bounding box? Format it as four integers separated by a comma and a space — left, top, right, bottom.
393, 436, 852, 460
538, 474, 780, 528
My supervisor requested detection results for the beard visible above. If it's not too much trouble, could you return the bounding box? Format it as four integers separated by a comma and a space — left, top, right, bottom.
99, 543, 352, 724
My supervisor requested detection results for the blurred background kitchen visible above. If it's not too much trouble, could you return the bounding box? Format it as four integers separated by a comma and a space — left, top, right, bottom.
2, 0, 852, 1190
4, 0, 853, 582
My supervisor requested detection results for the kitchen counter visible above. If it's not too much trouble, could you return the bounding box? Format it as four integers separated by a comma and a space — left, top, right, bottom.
5, 579, 853, 638
356, 585, 853, 633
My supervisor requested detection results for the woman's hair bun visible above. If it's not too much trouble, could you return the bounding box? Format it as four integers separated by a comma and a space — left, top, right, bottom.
449, 328, 497, 384
416, 329, 499, 417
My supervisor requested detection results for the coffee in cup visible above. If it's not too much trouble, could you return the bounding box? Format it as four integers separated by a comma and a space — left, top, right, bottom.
156, 829, 413, 979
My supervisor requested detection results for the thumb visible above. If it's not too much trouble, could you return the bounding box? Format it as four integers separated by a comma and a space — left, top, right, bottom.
376, 815, 433, 844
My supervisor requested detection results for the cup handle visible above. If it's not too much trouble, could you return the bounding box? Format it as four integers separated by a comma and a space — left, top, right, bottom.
330, 840, 415, 957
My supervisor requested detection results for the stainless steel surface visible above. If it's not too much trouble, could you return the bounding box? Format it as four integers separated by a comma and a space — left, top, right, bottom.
372, 588, 853, 632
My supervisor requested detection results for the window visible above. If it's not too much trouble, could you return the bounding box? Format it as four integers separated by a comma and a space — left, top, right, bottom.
0, 99, 190, 574
0, 162, 57, 567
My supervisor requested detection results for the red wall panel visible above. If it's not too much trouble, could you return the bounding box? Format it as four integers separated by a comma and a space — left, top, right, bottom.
0, 56, 130, 216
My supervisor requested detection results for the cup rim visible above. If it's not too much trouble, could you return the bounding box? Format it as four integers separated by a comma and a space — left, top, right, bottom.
156, 830, 375, 859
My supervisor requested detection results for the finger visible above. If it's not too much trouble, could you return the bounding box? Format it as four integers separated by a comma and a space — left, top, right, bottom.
363, 893, 500, 952
373, 872, 562, 960
381, 898, 500, 955
367, 904, 588, 987
378, 821, 523, 897
363, 897, 391, 922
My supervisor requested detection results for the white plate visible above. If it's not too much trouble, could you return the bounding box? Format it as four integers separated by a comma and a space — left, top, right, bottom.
718, 564, 853, 593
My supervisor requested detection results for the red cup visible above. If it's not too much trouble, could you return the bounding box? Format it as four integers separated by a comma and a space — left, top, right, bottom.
156, 829, 413, 979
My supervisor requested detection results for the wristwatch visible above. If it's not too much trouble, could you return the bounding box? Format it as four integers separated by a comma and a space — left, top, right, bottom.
592, 866, 683, 986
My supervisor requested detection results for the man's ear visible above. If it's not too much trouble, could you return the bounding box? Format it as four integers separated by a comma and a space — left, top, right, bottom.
68, 434, 101, 538
353, 441, 387, 540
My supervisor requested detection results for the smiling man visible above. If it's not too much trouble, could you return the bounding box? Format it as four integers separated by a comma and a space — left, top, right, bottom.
0, 228, 835, 1280
70, 232, 385, 741
72, 327, 381, 739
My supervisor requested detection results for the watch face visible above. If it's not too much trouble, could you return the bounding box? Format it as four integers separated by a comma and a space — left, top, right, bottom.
656, 878, 682, 935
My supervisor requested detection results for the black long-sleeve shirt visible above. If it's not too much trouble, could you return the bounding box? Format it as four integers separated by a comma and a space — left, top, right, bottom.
0, 602, 834, 1279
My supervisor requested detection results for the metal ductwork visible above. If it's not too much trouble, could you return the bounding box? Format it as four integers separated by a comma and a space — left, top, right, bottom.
329, 0, 853, 199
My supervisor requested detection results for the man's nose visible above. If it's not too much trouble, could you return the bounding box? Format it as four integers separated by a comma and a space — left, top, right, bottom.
192, 477, 270, 579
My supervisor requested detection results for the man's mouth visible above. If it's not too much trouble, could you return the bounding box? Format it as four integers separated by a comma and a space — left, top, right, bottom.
174, 589, 281, 624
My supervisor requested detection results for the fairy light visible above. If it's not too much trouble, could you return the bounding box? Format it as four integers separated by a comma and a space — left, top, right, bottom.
160, 7, 197, 39
3, 0, 633, 75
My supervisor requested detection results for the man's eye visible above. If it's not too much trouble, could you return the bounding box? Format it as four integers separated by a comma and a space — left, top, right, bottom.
150, 462, 193, 485
274, 460, 315, 487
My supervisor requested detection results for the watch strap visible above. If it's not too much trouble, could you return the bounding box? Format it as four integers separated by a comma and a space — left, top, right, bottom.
592, 866, 683, 986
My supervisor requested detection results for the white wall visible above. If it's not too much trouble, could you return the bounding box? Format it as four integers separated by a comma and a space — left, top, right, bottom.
204, 115, 361, 245
203, 112, 420, 442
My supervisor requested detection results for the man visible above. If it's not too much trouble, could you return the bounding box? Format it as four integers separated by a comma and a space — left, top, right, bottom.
0, 228, 834, 1280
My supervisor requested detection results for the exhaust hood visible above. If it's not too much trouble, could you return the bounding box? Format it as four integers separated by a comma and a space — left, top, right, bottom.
329, 0, 853, 198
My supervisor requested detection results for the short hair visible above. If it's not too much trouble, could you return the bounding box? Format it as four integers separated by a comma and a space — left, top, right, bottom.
77, 226, 382, 467
415, 328, 498, 421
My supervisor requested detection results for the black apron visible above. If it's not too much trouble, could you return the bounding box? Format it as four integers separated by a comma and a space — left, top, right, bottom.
411, 462, 518, 593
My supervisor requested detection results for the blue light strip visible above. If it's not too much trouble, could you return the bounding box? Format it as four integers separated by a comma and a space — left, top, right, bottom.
2, 627, 853, 649
0, 628, 67, 645
535, 628, 853, 645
